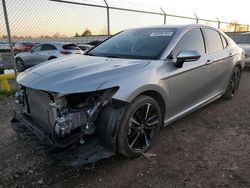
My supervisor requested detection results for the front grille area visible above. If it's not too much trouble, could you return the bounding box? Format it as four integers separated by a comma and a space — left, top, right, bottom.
26, 88, 54, 133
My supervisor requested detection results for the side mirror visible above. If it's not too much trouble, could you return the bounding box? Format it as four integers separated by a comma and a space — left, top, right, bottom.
175, 50, 201, 68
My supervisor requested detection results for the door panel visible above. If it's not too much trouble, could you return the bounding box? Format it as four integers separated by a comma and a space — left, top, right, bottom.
39, 44, 58, 63
203, 28, 232, 95
204, 51, 232, 95
168, 57, 211, 117
25, 45, 42, 66
166, 28, 213, 118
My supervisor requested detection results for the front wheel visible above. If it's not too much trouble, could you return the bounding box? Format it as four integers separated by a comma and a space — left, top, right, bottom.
223, 66, 241, 99
117, 95, 162, 158
16, 58, 26, 72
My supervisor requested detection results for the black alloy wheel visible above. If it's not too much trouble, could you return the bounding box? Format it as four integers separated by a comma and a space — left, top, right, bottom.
223, 66, 241, 99
117, 95, 162, 157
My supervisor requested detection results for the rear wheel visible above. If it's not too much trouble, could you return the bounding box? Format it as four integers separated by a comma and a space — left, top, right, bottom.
223, 66, 241, 99
117, 95, 162, 158
16, 58, 26, 72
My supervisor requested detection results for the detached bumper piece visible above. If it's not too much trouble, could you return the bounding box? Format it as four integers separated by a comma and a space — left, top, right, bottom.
11, 113, 114, 166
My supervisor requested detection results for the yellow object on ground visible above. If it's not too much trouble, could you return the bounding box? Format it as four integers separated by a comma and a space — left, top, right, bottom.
0, 74, 15, 92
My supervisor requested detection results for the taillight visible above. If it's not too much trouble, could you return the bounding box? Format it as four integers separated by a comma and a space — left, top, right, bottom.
60, 51, 72, 55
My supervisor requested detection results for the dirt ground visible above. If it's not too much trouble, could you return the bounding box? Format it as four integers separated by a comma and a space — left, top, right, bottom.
0, 71, 250, 188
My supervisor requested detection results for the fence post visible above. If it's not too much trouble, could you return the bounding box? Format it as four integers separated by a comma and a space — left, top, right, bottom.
103, 0, 110, 36
160, 7, 166, 25
194, 13, 198, 24
233, 24, 237, 40
2, 0, 17, 77
216, 17, 220, 29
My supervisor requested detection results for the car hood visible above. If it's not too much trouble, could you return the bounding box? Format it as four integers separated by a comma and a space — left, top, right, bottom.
17, 55, 150, 94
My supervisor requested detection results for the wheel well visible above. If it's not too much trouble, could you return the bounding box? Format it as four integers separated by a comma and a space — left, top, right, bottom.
15, 57, 22, 62
236, 63, 242, 71
140, 90, 166, 120
48, 56, 57, 60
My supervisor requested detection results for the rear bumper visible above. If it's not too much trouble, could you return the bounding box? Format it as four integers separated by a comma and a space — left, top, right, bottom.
11, 112, 115, 166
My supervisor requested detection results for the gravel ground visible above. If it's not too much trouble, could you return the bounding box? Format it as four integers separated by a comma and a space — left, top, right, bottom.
0, 71, 250, 188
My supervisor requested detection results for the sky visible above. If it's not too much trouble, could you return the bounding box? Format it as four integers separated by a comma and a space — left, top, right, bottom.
1, 0, 250, 37
134, 0, 249, 22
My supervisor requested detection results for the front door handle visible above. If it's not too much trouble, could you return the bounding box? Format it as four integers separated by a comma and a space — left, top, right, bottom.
205, 59, 212, 65
229, 53, 233, 57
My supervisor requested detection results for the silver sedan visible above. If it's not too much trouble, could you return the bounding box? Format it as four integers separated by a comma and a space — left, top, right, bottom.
236, 32, 250, 66
15, 42, 83, 71
13, 24, 244, 165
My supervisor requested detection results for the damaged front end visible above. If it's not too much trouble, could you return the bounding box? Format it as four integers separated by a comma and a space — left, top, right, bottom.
11, 86, 126, 166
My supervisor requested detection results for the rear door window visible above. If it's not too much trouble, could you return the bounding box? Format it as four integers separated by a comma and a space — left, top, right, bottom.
204, 29, 223, 53
63, 44, 80, 50
41, 44, 57, 51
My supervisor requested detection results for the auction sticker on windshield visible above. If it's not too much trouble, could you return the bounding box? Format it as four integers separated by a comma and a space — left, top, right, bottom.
150, 31, 173, 37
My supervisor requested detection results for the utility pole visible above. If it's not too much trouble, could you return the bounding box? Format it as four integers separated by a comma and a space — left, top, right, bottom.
2, 0, 17, 77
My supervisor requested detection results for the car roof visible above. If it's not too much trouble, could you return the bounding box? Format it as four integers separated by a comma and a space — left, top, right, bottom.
127, 24, 216, 32
78, 44, 93, 47
15, 41, 36, 43
37, 42, 76, 48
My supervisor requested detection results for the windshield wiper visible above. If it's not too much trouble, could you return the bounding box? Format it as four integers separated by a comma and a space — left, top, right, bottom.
84, 52, 97, 56
103, 55, 118, 58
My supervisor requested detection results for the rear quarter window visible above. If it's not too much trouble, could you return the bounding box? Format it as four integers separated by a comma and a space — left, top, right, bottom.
63, 44, 80, 50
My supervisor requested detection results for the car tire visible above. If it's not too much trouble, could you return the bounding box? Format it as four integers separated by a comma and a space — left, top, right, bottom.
0, 67, 4, 74
223, 65, 241, 99
16, 58, 26, 72
117, 95, 162, 158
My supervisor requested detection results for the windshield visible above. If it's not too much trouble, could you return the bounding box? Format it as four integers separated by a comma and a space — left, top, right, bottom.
236, 34, 250, 44
86, 28, 176, 59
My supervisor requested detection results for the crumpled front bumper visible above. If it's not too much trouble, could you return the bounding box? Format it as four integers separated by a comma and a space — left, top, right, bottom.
11, 112, 115, 166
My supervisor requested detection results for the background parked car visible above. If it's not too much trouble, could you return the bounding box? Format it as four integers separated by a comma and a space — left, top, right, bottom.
87, 40, 102, 46
236, 32, 250, 66
77, 44, 94, 52
0, 42, 12, 69
0, 54, 4, 74
0, 42, 10, 53
14, 41, 37, 54
15, 42, 84, 71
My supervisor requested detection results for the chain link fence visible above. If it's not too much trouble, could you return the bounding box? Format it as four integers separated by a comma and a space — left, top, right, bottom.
0, 0, 249, 73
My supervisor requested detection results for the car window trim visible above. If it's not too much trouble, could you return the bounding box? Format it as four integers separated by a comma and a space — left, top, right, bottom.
220, 34, 228, 49
200, 28, 207, 54
164, 54, 231, 79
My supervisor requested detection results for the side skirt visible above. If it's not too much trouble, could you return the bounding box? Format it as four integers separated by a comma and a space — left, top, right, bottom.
163, 92, 223, 127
